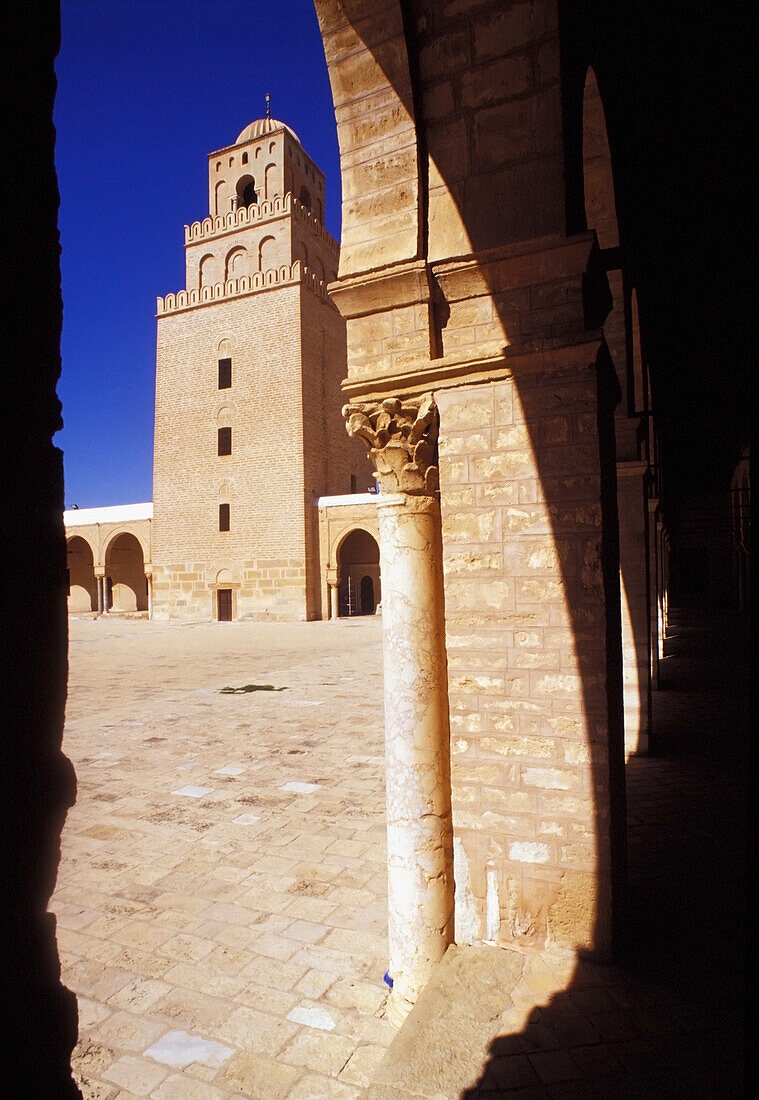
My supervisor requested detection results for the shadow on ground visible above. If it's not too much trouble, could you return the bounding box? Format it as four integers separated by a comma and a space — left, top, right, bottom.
365, 607, 747, 1098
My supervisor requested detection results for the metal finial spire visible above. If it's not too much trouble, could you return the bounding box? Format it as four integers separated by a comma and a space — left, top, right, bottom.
265, 93, 271, 120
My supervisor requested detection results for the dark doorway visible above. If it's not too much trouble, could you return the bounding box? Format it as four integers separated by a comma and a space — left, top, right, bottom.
217, 588, 232, 621
360, 575, 375, 615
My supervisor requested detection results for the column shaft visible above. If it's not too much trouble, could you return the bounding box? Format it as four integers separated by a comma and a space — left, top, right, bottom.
377, 492, 454, 1025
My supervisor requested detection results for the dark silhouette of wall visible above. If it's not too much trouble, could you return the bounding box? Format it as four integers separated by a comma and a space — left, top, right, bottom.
1, 2, 80, 1094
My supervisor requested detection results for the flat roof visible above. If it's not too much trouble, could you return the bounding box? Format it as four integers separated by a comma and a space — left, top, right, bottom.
317, 493, 379, 508
64, 503, 153, 526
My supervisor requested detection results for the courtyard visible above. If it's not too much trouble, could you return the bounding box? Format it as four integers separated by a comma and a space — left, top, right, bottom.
52, 610, 746, 1098
54, 615, 396, 1099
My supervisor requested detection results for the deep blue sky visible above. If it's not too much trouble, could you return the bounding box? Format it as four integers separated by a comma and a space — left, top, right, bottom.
55, 0, 340, 508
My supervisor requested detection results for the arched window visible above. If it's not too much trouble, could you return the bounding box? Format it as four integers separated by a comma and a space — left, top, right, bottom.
236, 175, 258, 209
198, 253, 215, 289
299, 185, 311, 210
264, 162, 277, 200
258, 235, 276, 271
217, 338, 232, 389
225, 247, 246, 280
241, 151, 248, 165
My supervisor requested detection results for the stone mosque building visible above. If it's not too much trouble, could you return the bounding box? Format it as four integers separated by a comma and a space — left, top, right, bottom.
64, 115, 382, 625
12, 1, 748, 1088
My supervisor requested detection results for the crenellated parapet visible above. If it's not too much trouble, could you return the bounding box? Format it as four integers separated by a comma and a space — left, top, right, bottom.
156, 261, 332, 316
291, 198, 340, 258
183, 192, 339, 257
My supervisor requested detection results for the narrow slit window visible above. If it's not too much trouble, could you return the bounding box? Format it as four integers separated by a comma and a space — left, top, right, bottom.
218, 357, 232, 388
217, 426, 232, 455
219, 503, 230, 531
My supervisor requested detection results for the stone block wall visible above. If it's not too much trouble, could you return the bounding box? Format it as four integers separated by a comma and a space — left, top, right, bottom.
437, 343, 623, 956
153, 285, 309, 620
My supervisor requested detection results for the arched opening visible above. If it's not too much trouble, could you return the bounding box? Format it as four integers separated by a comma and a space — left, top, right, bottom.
299, 185, 311, 210
337, 528, 380, 616
66, 536, 96, 612
264, 162, 277, 200
258, 234, 276, 271
236, 174, 258, 209
198, 253, 214, 289
104, 532, 147, 613
224, 246, 246, 280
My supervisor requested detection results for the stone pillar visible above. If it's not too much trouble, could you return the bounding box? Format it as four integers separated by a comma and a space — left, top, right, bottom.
344, 395, 454, 1026
95, 569, 105, 615
617, 463, 650, 757
145, 572, 153, 620
326, 568, 340, 620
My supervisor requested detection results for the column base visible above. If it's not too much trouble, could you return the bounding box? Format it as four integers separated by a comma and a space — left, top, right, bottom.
385, 986, 414, 1029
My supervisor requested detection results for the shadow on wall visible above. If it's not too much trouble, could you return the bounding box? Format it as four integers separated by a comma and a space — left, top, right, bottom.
319, 0, 626, 966
461, 609, 746, 1096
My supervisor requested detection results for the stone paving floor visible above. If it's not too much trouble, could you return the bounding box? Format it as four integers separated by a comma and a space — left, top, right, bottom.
54, 615, 396, 1099
55, 608, 747, 1099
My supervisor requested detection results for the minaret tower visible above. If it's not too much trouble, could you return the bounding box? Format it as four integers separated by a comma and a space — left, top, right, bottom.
152, 112, 365, 621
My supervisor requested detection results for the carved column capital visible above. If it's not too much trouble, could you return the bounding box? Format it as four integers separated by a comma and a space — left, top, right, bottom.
343, 394, 439, 495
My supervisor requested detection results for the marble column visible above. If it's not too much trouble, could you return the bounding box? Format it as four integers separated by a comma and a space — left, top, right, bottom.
95, 570, 105, 615
344, 394, 454, 1026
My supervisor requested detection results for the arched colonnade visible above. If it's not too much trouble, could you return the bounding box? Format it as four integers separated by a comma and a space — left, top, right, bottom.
64, 504, 153, 616
315, 0, 666, 1023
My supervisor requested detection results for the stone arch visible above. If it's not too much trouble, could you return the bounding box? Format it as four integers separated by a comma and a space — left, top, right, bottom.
217, 337, 232, 359
214, 180, 226, 216
313, 0, 421, 277
225, 246, 247, 280
216, 405, 233, 428
315, 1, 630, 988
104, 531, 147, 613
264, 162, 277, 200
198, 253, 215, 289
66, 535, 97, 612
335, 526, 381, 617
258, 234, 276, 271
236, 173, 258, 209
